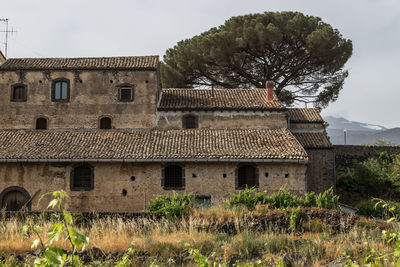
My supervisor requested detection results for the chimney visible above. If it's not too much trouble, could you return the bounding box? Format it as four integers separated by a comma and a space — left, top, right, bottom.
266, 81, 274, 102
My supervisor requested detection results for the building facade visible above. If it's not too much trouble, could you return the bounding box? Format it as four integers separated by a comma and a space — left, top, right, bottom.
0, 55, 333, 212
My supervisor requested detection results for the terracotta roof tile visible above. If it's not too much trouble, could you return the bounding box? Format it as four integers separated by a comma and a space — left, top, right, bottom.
288, 108, 324, 123
293, 132, 332, 149
158, 88, 285, 111
0, 56, 159, 70
0, 129, 307, 161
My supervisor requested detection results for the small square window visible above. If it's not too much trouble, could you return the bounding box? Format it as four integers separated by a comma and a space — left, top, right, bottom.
119, 87, 134, 101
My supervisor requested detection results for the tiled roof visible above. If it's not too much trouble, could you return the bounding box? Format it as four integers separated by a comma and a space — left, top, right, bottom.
158, 88, 285, 111
0, 56, 159, 71
0, 129, 307, 161
288, 108, 324, 123
292, 132, 333, 149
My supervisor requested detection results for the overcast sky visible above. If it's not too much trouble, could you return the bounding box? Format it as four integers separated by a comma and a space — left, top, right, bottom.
2, 0, 400, 127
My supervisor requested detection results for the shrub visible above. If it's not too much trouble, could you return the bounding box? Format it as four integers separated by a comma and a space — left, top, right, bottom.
148, 191, 194, 221
316, 187, 339, 210
225, 187, 265, 211
225, 187, 340, 211
289, 207, 301, 232
303, 192, 317, 207
262, 188, 304, 209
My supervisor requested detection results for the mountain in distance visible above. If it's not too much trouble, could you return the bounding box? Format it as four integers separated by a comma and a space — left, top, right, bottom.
323, 116, 400, 145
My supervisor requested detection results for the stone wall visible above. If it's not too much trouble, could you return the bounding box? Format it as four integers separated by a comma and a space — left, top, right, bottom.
156, 111, 287, 129
334, 145, 400, 169
0, 69, 158, 129
306, 149, 335, 193
0, 161, 307, 212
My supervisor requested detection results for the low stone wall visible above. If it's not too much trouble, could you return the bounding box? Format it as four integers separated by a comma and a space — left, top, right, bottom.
334, 145, 400, 168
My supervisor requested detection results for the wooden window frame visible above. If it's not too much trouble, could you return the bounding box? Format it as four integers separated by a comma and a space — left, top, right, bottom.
235, 164, 259, 190
118, 85, 134, 102
70, 163, 94, 191
52, 78, 70, 102
161, 164, 185, 190
182, 114, 198, 129
11, 83, 27, 102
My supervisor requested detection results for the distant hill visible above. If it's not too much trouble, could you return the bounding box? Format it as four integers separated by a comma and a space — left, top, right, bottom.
324, 116, 400, 145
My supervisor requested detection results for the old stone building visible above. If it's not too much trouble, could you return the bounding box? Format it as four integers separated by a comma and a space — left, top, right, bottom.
0, 55, 333, 212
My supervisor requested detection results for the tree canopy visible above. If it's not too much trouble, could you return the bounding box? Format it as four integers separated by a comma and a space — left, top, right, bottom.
161, 12, 353, 108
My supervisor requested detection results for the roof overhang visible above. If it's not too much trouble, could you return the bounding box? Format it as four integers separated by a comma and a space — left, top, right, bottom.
0, 158, 308, 164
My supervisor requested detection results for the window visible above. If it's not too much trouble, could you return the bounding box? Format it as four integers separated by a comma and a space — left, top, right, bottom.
236, 165, 258, 189
52, 79, 70, 101
0, 186, 31, 211
11, 84, 27, 101
195, 195, 211, 208
162, 164, 185, 190
182, 114, 198, 129
36, 117, 48, 130
70, 164, 94, 191
100, 117, 112, 129
118, 86, 134, 101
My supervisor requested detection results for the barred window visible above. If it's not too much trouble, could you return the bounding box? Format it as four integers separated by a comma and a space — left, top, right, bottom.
36, 117, 48, 130
163, 165, 185, 189
11, 84, 27, 101
100, 117, 112, 129
119, 86, 134, 101
71, 164, 94, 191
182, 114, 198, 129
236, 165, 258, 189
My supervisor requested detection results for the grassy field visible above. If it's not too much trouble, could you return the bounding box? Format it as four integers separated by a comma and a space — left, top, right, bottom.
0, 206, 398, 266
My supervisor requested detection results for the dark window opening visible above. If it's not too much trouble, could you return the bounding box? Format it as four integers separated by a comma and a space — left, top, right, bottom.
195, 195, 211, 208
100, 117, 112, 129
71, 164, 94, 191
285, 173, 289, 178
192, 173, 196, 178
223, 173, 227, 178
36, 117, 48, 130
119, 87, 134, 101
130, 176, 136, 181
163, 165, 184, 189
265, 172, 269, 178
52, 80, 70, 101
182, 114, 198, 129
11, 84, 27, 101
0, 187, 31, 211
122, 189, 127, 196
237, 165, 258, 189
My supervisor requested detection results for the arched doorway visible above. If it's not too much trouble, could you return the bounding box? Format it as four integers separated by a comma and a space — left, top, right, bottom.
0, 186, 31, 211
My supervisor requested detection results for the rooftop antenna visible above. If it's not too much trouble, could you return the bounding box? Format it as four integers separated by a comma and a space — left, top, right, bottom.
0, 19, 17, 57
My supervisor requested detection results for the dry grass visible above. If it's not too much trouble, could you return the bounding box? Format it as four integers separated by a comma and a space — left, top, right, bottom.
0, 209, 398, 266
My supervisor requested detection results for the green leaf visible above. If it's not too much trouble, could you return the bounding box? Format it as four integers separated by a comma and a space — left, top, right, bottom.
69, 228, 89, 250
47, 223, 63, 245
31, 238, 40, 249
47, 199, 59, 209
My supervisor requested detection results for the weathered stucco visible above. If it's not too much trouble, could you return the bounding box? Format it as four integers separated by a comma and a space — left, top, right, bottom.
0, 162, 307, 212
0, 70, 158, 129
156, 111, 287, 129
